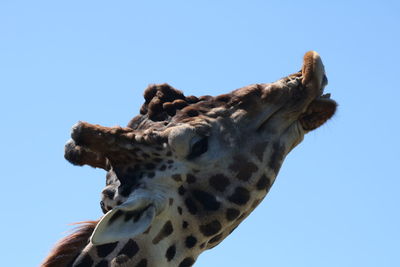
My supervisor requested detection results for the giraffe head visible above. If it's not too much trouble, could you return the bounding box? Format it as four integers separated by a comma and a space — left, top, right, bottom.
64, 51, 336, 255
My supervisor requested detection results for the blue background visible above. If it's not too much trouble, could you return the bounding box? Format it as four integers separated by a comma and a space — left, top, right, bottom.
1, 1, 399, 266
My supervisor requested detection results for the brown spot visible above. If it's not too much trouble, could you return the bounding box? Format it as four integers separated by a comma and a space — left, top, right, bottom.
152, 221, 173, 244
256, 174, 271, 190
182, 221, 189, 229
226, 208, 240, 221
209, 174, 230, 192
179, 257, 195, 267
172, 174, 182, 182
165, 245, 176, 261
229, 155, 258, 181
185, 235, 197, 248
187, 174, 196, 183
118, 239, 139, 259
269, 142, 285, 172
192, 189, 220, 211
96, 242, 118, 257
177, 206, 183, 215
135, 258, 148, 267
185, 197, 198, 215
199, 220, 222, 236
252, 141, 269, 161
178, 186, 186, 195
169, 198, 174, 206
228, 187, 250, 205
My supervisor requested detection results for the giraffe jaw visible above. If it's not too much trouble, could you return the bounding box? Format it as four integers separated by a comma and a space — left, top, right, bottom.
300, 91, 337, 131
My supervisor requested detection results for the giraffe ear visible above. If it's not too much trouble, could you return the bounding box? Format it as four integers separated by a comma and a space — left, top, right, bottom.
90, 190, 167, 245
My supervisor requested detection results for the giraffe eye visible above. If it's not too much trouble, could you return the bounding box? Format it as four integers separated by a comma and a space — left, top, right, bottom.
187, 137, 208, 160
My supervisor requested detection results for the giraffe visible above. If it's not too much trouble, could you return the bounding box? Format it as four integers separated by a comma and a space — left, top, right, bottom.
42, 51, 336, 267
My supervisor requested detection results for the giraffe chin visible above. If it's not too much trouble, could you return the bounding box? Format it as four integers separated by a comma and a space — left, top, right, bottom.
300, 96, 337, 131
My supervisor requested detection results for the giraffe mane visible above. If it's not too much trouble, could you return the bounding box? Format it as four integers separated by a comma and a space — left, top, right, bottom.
128, 82, 272, 129
138, 83, 200, 122
41, 221, 98, 267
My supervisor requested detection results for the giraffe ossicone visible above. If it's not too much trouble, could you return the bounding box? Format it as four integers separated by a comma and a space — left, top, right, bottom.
43, 51, 337, 267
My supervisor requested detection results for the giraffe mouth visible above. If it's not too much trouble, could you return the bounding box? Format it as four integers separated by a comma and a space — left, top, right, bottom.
297, 51, 336, 131
300, 92, 337, 131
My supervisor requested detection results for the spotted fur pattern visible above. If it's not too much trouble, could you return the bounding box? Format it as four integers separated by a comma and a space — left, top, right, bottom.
44, 51, 336, 267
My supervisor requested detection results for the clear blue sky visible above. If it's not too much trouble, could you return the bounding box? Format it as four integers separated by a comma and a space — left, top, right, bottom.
1, 1, 399, 266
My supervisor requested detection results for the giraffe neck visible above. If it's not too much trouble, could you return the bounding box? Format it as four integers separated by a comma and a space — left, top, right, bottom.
41, 221, 97, 267
44, 139, 285, 267
70, 217, 202, 267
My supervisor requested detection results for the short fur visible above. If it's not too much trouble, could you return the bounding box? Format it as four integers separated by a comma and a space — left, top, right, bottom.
44, 51, 337, 267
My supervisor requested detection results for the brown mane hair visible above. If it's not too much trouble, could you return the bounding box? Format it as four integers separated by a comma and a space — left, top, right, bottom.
41, 221, 98, 267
